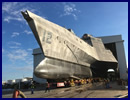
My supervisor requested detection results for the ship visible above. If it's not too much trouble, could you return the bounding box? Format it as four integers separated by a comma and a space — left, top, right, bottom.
21, 10, 118, 80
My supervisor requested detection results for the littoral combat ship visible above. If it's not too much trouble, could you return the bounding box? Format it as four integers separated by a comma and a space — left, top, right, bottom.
21, 10, 118, 80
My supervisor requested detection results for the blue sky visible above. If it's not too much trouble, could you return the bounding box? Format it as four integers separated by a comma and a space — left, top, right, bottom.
2, 2, 128, 81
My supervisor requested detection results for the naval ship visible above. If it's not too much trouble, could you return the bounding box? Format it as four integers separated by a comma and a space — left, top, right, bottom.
21, 10, 118, 80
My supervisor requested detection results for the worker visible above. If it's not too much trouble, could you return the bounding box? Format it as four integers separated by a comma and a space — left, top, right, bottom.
81, 79, 84, 85
70, 79, 75, 86
30, 83, 35, 94
86, 78, 89, 84
84, 79, 87, 84
106, 79, 111, 88
67, 81, 71, 87
74, 80, 78, 86
64, 81, 67, 87
78, 80, 81, 86
45, 82, 50, 93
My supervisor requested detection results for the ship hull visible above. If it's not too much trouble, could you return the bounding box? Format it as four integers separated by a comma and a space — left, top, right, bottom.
21, 10, 118, 79
34, 57, 92, 79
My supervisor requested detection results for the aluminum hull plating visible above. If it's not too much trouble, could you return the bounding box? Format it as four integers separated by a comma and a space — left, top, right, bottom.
34, 57, 92, 79
21, 10, 118, 79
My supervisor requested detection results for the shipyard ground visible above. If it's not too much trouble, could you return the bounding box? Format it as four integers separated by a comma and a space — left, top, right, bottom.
2, 82, 128, 98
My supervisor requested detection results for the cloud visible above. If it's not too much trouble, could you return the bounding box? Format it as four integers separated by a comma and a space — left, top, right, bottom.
24, 30, 32, 35
2, 2, 24, 23
6, 41, 33, 64
27, 48, 33, 51
9, 46, 19, 49
2, 2, 18, 13
7, 49, 28, 61
2, 2, 37, 23
4, 16, 24, 23
8, 41, 21, 45
11, 32, 20, 37
7, 42, 33, 65
11, 30, 32, 38
60, 3, 80, 20
8, 41, 21, 49
12, 66, 33, 71
25, 58, 33, 65
8, 41, 22, 49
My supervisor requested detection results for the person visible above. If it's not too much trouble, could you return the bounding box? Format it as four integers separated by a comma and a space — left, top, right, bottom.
64, 81, 67, 87
78, 80, 81, 86
67, 81, 71, 87
105, 79, 111, 89
74, 80, 78, 86
30, 83, 35, 94
86, 79, 89, 84
45, 82, 50, 93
